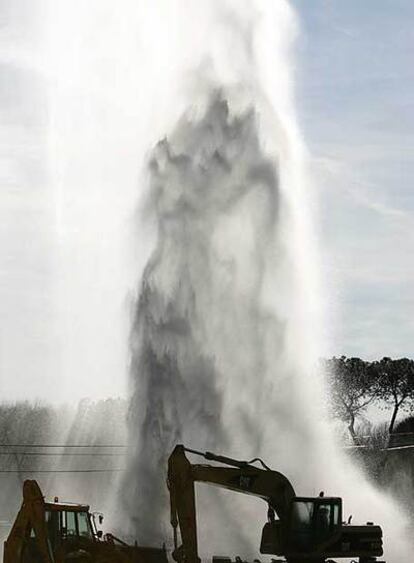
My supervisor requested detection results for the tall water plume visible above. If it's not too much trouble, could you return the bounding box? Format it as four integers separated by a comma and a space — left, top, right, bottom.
124, 1, 413, 560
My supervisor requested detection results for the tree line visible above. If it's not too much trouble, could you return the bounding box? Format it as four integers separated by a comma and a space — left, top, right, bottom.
323, 356, 414, 444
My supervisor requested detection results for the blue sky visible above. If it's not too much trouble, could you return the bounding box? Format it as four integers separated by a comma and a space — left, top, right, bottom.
293, 0, 414, 359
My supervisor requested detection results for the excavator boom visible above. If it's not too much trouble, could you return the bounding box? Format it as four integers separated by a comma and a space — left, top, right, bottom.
4, 480, 52, 563
167, 444, 384, 563
168, 445, 295, 563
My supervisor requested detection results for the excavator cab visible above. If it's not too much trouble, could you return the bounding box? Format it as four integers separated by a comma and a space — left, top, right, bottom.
260, 497, 342, 555
44, 502, 97, 557
289, 497, 342, 550
22, 502, 100, 562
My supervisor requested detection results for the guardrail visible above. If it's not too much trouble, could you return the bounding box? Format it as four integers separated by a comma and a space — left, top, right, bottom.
388, 432, 414, 449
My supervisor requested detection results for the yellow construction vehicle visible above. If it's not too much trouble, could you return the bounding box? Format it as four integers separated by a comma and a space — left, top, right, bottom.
168, 445, 385, 563
4, 445, 386, 563
4, 480, 168, 563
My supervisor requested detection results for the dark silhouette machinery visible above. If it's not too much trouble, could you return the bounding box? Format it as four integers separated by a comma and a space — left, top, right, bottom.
167, 445, 384, 563
4, 480, 167, 563
3, 446, 385, 563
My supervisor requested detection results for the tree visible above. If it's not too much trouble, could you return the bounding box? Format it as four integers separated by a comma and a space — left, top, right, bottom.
324, 356, 376, 443
393, 415, 414, 434
370, 357, 414, 434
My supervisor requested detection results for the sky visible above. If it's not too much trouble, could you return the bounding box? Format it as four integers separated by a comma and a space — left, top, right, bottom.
0, 0, 413, 402
293, 0, 414, 359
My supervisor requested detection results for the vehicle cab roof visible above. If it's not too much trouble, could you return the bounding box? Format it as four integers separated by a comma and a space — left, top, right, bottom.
44, 502, 90, 512
294, 497, 342, 503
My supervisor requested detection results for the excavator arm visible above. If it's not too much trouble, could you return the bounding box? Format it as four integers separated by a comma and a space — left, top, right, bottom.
4, 480, 53, 563
167, 445, 296, 563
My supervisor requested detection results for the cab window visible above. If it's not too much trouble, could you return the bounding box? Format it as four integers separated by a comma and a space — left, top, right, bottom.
314, 502, 340, 540
290, 501, 314, 550
78, 512, 93, 538
64, 511, 77, 537
315, 504, 331, 535
45, 509, 93, 544
291, 501, 313, 529
332, 503, 340, 527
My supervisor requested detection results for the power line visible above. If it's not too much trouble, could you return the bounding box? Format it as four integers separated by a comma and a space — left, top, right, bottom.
0, 452, 123, 456
0, 469, 124, 473
0, 444, 127, 448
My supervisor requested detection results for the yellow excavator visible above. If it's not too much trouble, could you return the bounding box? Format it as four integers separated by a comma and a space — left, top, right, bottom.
3, 445, 386, 563
3, 480, 168, 563
167, 445, 385, 563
